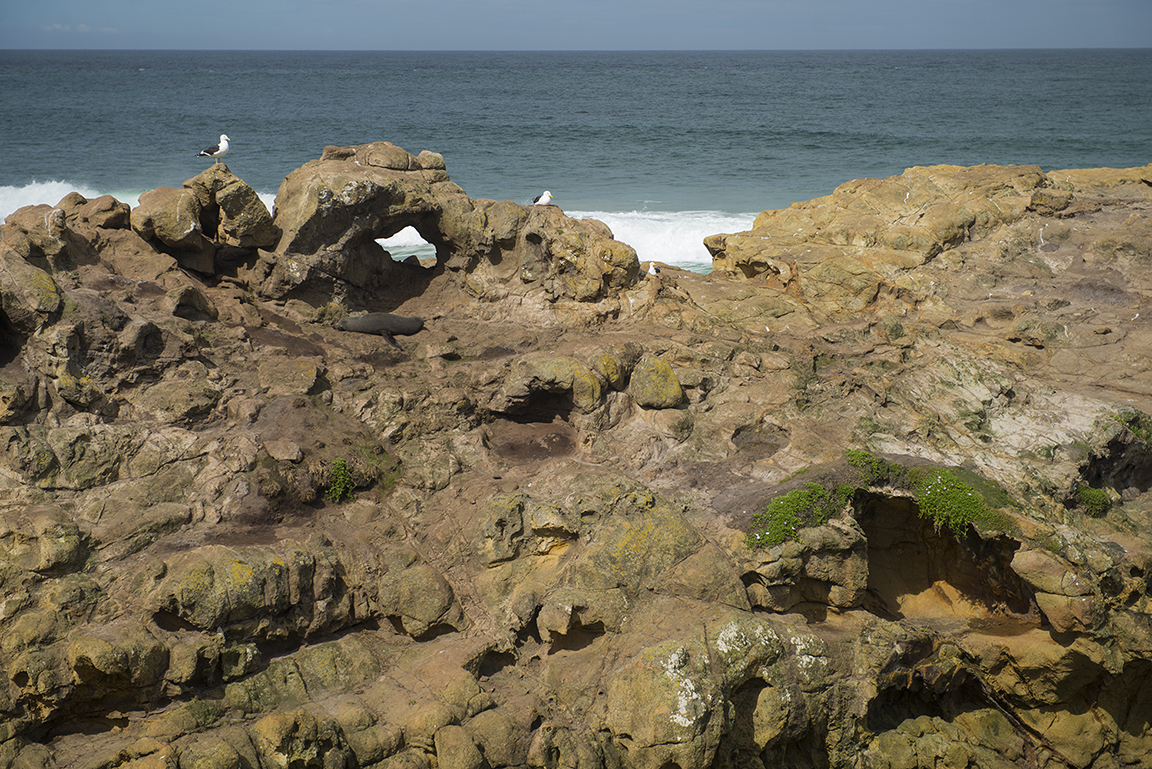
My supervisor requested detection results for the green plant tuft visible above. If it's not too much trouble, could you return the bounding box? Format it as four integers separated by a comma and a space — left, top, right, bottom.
746, 449, 1014, 550
325, 458, 355, 503
1075, 486, 1111, 518
906, 467, 998, 535
746, 482, 853, 549
845, 449, 905, 487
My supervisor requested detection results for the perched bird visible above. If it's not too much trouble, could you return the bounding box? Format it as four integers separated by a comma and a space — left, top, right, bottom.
198, 134, 231, 165
532, 190, 553, 206
648, 262, 661, 276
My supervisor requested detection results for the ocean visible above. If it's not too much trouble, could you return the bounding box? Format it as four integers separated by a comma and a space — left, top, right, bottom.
2, 49, 1150, 272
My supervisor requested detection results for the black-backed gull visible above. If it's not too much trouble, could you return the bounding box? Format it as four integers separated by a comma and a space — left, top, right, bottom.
532, 190, 553, 206
198, 134, 231, 164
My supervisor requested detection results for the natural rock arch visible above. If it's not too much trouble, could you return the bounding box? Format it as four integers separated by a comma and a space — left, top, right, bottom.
253, 142, 641, 310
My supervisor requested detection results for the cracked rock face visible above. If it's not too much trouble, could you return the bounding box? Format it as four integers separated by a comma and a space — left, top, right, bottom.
2, 153, 1152, 769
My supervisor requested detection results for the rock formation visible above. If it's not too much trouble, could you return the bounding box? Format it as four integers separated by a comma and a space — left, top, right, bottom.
2, 147, 1152, 769
251, 142, 639, 316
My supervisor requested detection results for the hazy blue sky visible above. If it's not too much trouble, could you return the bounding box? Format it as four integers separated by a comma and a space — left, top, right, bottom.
2, 0, 1149, 50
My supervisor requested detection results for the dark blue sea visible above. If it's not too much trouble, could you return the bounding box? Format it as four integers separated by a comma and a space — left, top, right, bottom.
2, 49, 1150, 270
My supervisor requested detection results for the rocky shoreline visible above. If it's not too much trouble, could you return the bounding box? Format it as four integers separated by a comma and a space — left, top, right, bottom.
2, 143, 1151, 769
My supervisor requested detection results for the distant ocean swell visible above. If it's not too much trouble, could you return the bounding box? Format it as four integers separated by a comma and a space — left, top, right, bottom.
2, 182, 753, 273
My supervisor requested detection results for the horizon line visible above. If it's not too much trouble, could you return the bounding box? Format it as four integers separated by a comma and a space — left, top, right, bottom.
3, 46, 1151, 53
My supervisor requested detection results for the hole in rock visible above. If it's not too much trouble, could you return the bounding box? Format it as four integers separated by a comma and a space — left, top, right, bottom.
513, 390, 576, 424
478, 649, 517, 679
547, 621, 605, 655
386, 616, 457, 642
1081, 432, 1152, 497
43, 714, 130, 741
0, 312, 23, 369
731, 422, 788, 456
413, 622, 458, 642
377, 226, 438, 267
725, 677, 769, 749
864, 671, 990, 736
152, 609, 202, 633
857, 492, 1032, 621
516, 611, 543, 647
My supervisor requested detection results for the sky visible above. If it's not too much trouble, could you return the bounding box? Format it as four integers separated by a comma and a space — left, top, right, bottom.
1, 0, 1149, 51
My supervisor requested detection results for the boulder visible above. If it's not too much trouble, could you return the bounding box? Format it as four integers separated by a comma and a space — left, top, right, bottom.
249, 709, 353, 769
131, 165, 273, 273
132, 185, 216, 272
0, 244, 63, 334
628, 354, 684, 409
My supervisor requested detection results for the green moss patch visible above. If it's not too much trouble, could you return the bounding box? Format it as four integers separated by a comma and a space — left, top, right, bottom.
747, 450, 1015, 549
1075, 486, 1111, 518
746, 482, 854, 548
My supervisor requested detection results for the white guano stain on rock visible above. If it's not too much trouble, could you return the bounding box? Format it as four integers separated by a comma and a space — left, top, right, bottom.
716, 621, 747, 655
662, 646, 704, 729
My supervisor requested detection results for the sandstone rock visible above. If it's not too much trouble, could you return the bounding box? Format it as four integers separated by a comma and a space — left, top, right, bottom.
1011, 548, 1091, 596
0, 244, 64, 333
264, 439, 303, 462
168, 285, 218, 321
464, 708, 530, 767
250, 709, 353, 769
132, 186, 216, 272
434, 725, 485, 769
0, 388, 28, 431
491, 354, 606, 415
177, 737, 243, 769
131, 166, 273, 273
1034, 592, 1096, 633
333, 700, 402, 766
197, 169, 276, 249
628, 354, 684, 409
705, 164, 1049, 320
376, 547, 461, 637
257, 357, 324, 397
4, 156, 1152, 769
258, 141, 638, 309
475, 494, 526, 566
128, 378, 222, 423
67, 620, 170, 699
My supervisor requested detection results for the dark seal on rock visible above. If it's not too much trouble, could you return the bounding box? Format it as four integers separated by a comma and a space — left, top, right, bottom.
336, 312, 424, 349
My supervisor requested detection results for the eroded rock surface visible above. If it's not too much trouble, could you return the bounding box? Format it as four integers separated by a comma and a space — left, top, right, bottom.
2, 153, 1152, 769
253, 142, 639, 317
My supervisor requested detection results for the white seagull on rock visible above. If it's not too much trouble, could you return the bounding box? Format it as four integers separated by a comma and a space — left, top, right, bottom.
198, 134, 231, 165
532, 190, 553, 206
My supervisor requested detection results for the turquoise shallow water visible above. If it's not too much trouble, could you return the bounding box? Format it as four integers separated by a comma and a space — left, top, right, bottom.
2, 49, 1150, 269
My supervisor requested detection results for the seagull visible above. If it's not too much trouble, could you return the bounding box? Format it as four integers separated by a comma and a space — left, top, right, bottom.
532, 190, 553, 206
198, 134, 231, 165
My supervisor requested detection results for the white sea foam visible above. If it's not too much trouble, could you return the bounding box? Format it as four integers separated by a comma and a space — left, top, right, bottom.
572, 209, 756, 274
1, 181, 145, 221
377, 226, 436, 261
375, 211, 756, 274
